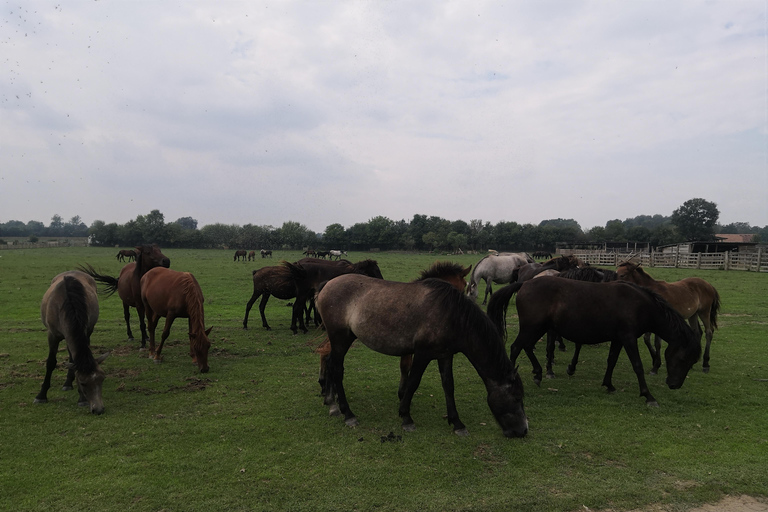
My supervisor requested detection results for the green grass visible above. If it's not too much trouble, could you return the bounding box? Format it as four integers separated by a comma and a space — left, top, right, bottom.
0, 248, 766, 511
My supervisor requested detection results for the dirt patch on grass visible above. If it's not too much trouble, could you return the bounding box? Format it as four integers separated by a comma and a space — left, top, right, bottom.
586, 495, 768, 512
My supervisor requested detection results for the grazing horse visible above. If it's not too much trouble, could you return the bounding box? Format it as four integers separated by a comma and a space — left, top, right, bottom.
261, 249, 272, 258
247, 251, 256, 261
116, 249, 136, 262
303, 249, 316, 257
284, 258, 383, 334
315, 250, 330, 259
513, 255, 586, 283
616, 261, 720, 374
234, 250, 247, 262
329, 249, 347, 260
141, 267, 212, 373
79, 244, 170, 346
316, 261, 473, 402
487, 277, 701, 406
467, 252, 534, 305
242, 264, 313, 331
35, 271, 109, 414
317, 274, 528, 437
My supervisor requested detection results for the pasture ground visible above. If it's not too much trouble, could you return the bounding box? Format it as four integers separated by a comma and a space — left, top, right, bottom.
0, 248, 766, 512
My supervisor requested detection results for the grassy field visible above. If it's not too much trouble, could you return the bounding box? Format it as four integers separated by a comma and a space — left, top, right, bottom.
0, 247, 766, 512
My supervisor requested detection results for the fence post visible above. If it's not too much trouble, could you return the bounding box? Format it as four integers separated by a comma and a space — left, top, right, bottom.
757, 248, 763, 272
724, 251, 730, 271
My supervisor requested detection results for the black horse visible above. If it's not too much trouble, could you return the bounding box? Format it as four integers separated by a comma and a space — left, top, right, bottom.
487, 277, 700, 406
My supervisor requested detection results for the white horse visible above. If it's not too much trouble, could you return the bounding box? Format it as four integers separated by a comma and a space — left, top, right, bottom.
329, 250, 348, 260
467, 252, 533, 305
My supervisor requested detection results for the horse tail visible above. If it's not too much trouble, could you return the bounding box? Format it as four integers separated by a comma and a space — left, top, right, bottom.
61, 276, 97, 374
710, 288, 721, 330
486, 282, 524, 340
77, 264, 119, 297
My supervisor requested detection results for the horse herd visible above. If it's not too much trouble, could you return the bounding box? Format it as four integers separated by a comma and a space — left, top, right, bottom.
234, 249, 272, 261
36, 247, 719, 440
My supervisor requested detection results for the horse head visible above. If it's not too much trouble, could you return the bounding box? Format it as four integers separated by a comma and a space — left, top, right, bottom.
66, 352, 109, 414
189, 326, 212, 373
136, 244, 170, 271
486, 366, 528, 438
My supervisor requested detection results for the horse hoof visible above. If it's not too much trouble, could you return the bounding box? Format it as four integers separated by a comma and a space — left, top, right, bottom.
649, 370, 658, 376
402, 423, 417, 432
453, 428, 469, 437
558, 346, 567, 352
646, 400, 659, 408
138, 347, 146, 352
533, 378, 542, 387
702, 367, 710, 374
566, 368, 575, 376
34, 398, 47, 404
546, 373, 555, 379
345, 417, 359, 428
61, 385, 73, 391
329, 405, 341, 417
153, 358, 162, 364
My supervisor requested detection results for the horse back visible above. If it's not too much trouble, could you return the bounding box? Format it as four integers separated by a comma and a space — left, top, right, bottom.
252, 265, 296, 299
141, 267, 199, 318
41, 271, 99, 339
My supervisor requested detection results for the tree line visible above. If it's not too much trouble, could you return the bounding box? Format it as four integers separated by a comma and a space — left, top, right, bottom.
1, 198, 765, 252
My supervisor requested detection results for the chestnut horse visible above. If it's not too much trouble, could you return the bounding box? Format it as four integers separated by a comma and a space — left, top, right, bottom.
141, 267, 211, 373
35, 271, 109, 414
80, 244, 170, 346
616, 261, 720, 373
316, 261, 472, 402
247, 251, 256, 261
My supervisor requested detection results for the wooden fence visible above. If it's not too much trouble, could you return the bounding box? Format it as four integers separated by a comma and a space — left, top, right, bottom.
561, 249, 767, 272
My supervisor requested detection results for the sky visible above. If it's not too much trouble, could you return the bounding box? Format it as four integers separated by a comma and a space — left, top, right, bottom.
1, 1, 766, 233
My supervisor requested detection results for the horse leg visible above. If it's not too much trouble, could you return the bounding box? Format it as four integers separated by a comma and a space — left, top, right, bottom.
482, 280, 493, 305
566, 343, 582, 376
558, 335, 566, 352
601, 341, 623, 393
695, 316, 712, 373
327, 349, 357, 426
512, 334, 543, 386
621, 337, 658, 406
289, 297, 307, 334
398, 354, 413, 400
136, 303, 149, 348
642, 332, 660, 375
145, 306, 159, 358
123, 302, 134, 341
545, 330, 557, 379
436, 355, 468, 436
243, 291, 259, 329
397, 353, 432, 433
258, 294, 272, 330
34, 334, 61, 404
62, 348, 75, 391
153, 315, 176, 363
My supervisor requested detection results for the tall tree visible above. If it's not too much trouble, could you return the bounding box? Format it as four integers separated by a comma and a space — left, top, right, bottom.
671, 198, 720, 241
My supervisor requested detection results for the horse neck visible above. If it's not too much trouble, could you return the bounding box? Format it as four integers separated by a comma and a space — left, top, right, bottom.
458, 331, 512, 384
183, 280, 206, 334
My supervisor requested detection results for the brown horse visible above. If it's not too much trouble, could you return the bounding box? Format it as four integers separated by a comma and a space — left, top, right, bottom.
234, 250, 247, 262
116, 249, 136, 262
247, 251, 256, 261
513, 254, 586, 283
35, 271, 109, 414
80, 244, 170, 346
141, 267, 211, 373
616, 261, 721, 373
317, 273, 528, 437
316, 261, 472, 401
242, 264, 313, 331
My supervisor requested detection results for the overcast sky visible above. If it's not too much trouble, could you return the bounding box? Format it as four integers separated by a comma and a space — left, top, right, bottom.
2, 1, 766, 233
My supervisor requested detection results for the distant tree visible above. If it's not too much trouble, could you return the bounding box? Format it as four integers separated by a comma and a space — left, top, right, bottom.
49, 214, 63, 235
174, 217, 198, 230
323, 223, 346, 248
604, 219, 626, 241
671, 198, 719, 241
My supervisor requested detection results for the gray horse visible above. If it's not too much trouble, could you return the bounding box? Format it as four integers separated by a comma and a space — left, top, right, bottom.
467, 252, 533, 305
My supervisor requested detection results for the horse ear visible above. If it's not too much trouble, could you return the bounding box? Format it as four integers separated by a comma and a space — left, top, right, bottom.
95, 352, 110, 364
205, 326, 213, 336
462, 264, 472, 277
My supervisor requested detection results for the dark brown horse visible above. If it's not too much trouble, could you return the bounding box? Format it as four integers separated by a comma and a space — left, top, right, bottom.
487, 277, 701, 406
141, 267, 211, 373
247, 251, 256, 261
513, 255, 586, 283
317, 273, 528, 437
35, 271, 109, 414
116, 249, 137, 262
316, 261, 472, 401
242, 264, 313, 331
616, 261, 721, 373
283, 259, 384, 334
234, 250, 247, 262
79, 244, 170, 346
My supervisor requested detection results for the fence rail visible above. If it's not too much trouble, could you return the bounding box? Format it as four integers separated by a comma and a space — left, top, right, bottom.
562, 249, 767, 272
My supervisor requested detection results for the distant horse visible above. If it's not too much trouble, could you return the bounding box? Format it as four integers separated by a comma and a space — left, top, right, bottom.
329, 250, 347, 260
316, 261, 473, 402
79, 244, 170, 346
317, 273, 528, 437
242, 264, 313, 331
467, 252, 534, 304
234, 250, 247, 262
116, 249, 136, 262
247, 251, 256, 261
513, 255, 586, 283
141, 267, 212, 373
616, 261, 720, 374
284, 258, 383, 334
261, 249, 272, 258
35, 271, 109, 414
532, 251, 552, 259
487, 277, 701, 406
303, 249, 316, 257
315, 250, 329, 259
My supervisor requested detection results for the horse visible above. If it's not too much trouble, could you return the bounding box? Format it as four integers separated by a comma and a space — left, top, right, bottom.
261, 249, 272, 258
35, 271, 110, 414
315, 261, 472, 402
247, 251, 256, 261
141, 267, 212, 373
467, 252, 534, 304
329, 249, 347, 260
513, 255, 586, 283
79, 244, 170, 346
283, 258, 383, 334
234, 250, 247, 262
532, 251, 552, 259
616, 261, 721, 374
302, 249, 316, 257
315, 250, 330, 259
116, 249, 136, 262
486, 277, 701, 406
317, 273, 528, 437
242, 264, 314, 331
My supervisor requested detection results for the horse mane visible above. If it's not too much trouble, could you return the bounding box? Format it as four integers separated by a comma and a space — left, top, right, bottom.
61, 276, 97, 374
421, 279, 510, 367
350, 259, 382, 279
417, 261, 465, 282
558, 267, 617, 282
